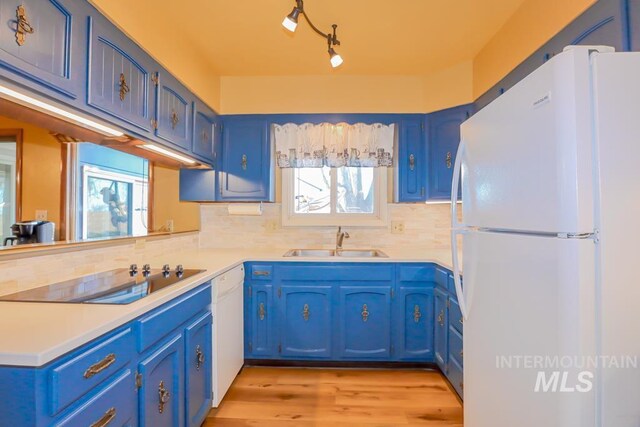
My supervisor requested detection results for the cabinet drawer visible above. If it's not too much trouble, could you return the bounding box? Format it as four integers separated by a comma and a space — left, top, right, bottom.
49, 327, 134, 416
449, 297, 463, 334
397, 264, 435, 282
435, 267, 449, 289
448, 356, 464, 399
250, 264, 273, 280
54, 369, 136, 427
449, 326, 463, 367
135, 283, 211, 353
279, 264, 394, 281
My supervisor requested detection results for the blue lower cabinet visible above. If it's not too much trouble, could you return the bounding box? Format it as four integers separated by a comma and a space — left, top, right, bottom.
138, 333, 185, 427
55, 369, 137, 427
279, 285, 332, 358
448, 356, 464, 399
247, 283, 275, 357
434, 287, 449, 373
184, 313, 212, 427
394, 286, 434, 360
338, 285, 392, 359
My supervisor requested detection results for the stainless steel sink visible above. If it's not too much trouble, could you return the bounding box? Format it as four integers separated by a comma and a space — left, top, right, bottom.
283, 249, 388, 258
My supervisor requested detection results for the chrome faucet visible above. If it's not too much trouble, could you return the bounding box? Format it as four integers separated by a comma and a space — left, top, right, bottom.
336, 226, 350, 251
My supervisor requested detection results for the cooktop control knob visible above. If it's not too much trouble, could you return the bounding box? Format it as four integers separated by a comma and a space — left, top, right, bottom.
142, 264, 151, 277
162, 264, 171, 277
129, 264, 138, 276
176, 264, 184, 277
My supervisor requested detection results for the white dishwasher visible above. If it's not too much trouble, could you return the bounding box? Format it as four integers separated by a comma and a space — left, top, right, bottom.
211, 264, 245, 407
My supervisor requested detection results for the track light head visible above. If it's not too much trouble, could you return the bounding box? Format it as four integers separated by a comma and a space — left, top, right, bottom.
282, 6, 300, 32
329, 47, 343, 68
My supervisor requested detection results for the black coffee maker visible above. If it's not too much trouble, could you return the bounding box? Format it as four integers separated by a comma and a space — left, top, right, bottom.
4, 221, 39, 246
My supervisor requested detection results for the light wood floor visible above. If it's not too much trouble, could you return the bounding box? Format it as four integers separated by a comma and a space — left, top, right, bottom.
205, 367, 463, 426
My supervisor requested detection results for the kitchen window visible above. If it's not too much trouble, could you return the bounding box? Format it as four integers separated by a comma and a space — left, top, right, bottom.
282, 166, 388, 227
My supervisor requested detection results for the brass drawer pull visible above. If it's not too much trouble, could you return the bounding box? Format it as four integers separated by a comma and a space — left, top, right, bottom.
413, 305, 422, 323
253, 271, 270, 276
241, 154, 248, 170
158, 380, 170, 414
119, 74, 130, 101
361, 304, 369, 322
446, 152, 452, 169
84, 353, 116, 379
90, 407, 116, 427
460, 350, 463, 359
409, 153, 415, 171
258, 302, 266, 321
15, 5, 34, 46
437, 309, 444, 327
459, 317, 464, 325
196, 345, 205, 370
170, 110, 179, 129
302, 304, 310, 321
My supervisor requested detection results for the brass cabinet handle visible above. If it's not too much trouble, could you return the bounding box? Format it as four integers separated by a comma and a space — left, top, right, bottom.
459, 316, 464, 325
15, 5, 34, 46
302, 304, 310, 321
158, 380, 170, 414
446, 152, 452, 169
202, 130, 208, 144
195, 345, 205, 371
90, 407, 116, 427
170, 110, 179, 129
253, 271, 270, 276
460, 350, 463, 359
118, 74, 130, 101
413, 305, 422, 323
409, 153, 415, 171
84, 353, 116, 379
258, 302, 266, 321
437, 309, 444, 327
361, 304, 369, 322
241, 154, 248, 170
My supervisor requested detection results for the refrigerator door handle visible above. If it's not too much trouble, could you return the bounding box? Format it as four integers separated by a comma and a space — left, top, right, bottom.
451, 139, 468, 319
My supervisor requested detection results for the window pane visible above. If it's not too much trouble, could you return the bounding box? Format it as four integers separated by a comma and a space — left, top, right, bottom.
293, 167, 331, 214
336, 167, 374, 214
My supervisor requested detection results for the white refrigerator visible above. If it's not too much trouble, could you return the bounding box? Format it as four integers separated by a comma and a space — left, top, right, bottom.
451, 46, 640, 427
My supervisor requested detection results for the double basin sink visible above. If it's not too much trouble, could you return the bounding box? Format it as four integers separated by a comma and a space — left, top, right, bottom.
284, 249, 388, 258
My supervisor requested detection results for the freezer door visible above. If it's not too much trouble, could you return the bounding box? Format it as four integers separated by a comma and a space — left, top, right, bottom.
591, 51, 640, 427
459, 46, 599, 233
462, 231, 597, 427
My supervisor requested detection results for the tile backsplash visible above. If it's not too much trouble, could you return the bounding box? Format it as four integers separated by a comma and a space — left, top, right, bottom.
199, 203, 453, 251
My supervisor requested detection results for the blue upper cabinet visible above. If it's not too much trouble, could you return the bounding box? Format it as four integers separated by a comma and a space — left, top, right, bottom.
278, 285, 333, 359
396, 116, 427, 202
192, 99, 218, 165
631, 0, 640, 50
219, 116, 274, 201
427, 104, 472, 200
87, 13, 156, 134
154, 70, 193, 151
0, 0, 87, 101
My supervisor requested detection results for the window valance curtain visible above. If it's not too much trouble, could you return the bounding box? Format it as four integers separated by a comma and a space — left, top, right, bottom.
273, 122, 395, 168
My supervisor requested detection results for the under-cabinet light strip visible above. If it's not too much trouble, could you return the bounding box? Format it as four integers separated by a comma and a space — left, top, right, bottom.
140, 144, 198, 165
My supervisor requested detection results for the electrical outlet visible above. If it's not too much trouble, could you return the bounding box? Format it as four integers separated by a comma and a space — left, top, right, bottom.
265, 220, 278, 231
391, 221, 405, 234
166, 219, 174, 232
35, 210, 47, 221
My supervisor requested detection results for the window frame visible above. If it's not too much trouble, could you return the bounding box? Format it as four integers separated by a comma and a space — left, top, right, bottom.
281, 166, 388, 227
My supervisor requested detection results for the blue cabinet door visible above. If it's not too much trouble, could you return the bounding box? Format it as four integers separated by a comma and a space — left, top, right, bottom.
394, 286, 434, 360
184, 313, 212, 427
631, 0, 640, 51
154, 71, 193, 151
278, 285, 332, 359
246, 283, 275, 357
192, 100, 217, 165
87, 14, 156, 134
138, 334, 185, 427
396, 116, 427, 202
219, 116, 273, 201
179, 169, 217, 202
428, 105, 472, 200
338, 285, 392, 359
0, 0, 86, 100
434, 287, 449, 373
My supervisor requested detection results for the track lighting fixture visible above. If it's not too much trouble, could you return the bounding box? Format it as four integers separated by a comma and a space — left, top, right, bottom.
281, 0, 344, 68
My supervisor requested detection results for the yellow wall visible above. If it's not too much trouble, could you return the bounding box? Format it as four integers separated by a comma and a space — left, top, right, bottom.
90, 0, 221, 112
0, 116, 62, 228
152, 166, 200, 233
473, 0, 596, 98
220, 62, 474, 114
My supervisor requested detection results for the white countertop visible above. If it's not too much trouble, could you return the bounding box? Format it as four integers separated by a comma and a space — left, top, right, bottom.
0, 247, 456, 367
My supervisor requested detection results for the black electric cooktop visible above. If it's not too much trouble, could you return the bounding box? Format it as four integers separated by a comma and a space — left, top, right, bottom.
0, 268, 205, 305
